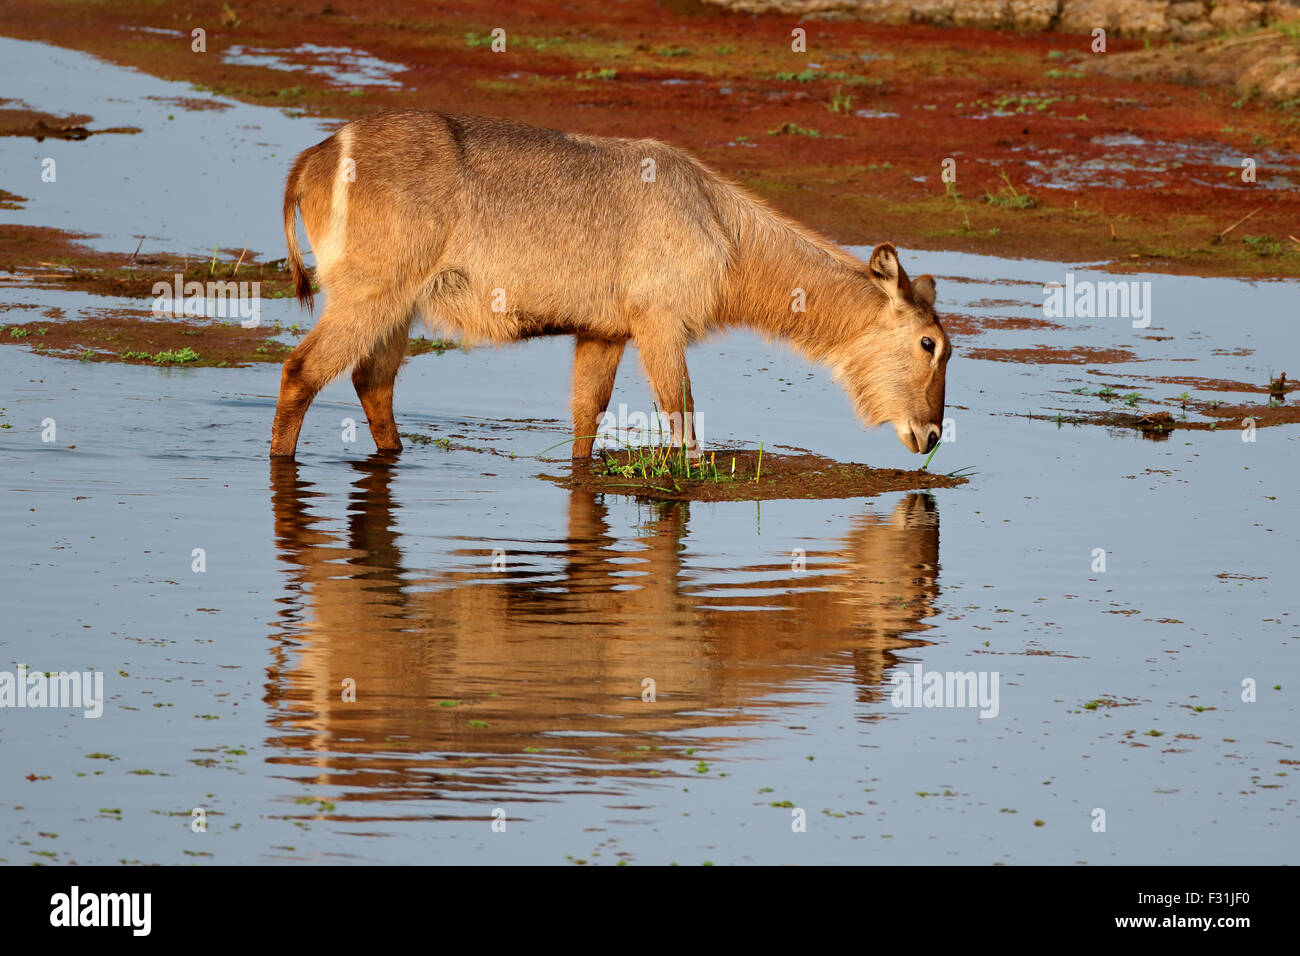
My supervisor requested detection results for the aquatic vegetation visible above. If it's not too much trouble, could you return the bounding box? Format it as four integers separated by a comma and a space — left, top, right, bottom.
826, 87, 854, 115
121, 346, 200, 364
1241, 234, 1282, 257
773, 69, 821, 83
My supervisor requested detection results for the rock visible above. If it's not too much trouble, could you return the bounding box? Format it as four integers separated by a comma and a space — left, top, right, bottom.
1238, 51, 1300, 99
1209, 1, 1268, 32
1009, 0, 1063, 29
700, 0, 1300, 41
1057, 0, 1172, 37
1169, 1, 1208, 23
1170, 18, 1217, 40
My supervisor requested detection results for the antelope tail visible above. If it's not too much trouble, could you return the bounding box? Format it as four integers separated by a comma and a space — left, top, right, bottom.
282, 154, 314, 312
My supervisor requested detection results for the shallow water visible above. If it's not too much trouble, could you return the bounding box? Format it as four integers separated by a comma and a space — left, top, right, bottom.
223, 43, 408, 90
0, 36, 335, 256
1, 40, 1297, 865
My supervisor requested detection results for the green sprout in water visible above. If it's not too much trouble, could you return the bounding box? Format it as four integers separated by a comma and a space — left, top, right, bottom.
921, 438, 942, 471
922, 439, 975, 479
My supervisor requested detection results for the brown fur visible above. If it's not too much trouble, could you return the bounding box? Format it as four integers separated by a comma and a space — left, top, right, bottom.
273, 111, 950, 458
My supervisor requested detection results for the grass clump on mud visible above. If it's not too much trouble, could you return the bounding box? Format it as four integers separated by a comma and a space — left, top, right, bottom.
982, 171, 1040, 210
598, 442, 744, 487
545, 446, 968, 502
407, 336, 457, 355
120, 346, 200, 364
768, 122, 821, 137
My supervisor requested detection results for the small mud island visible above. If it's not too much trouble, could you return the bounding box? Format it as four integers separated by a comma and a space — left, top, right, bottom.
544, 447, 969, 501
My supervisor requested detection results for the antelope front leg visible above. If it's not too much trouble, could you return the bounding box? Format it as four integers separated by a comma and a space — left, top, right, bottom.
570, 336, 626, 458
636, 336, 700, 457
271, 332, 328, 458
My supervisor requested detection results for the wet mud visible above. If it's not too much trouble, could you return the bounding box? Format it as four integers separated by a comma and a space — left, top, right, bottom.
967, 344, 1139, 365
0, 313, 290, 367
0, 310, 455, 368
0, 103, 139, 140
1037, 400, 1300, 436
0, 224, 300, 299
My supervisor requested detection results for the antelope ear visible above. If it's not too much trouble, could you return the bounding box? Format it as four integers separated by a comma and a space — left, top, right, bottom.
867, 242, 909, 305
911, 274, 936, 307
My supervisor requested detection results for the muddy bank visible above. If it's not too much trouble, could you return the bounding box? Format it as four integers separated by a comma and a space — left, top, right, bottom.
1030, 402, 1300, 434
0, 310, 455, 367
1033, 370, 1300, 433
0, 103, 138, 139
544, 448, 969, 501
1133, 371, 1298, 397
3, 1, 1299, 276
0, 313, 290, 367
0, 224, 302, 299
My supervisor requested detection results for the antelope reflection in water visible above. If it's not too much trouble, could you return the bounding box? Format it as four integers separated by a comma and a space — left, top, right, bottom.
267, 455, 944, 803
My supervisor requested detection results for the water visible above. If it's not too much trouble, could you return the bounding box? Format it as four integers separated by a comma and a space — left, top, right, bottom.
0, 39, 1296, 866
223, 43, 408, 89
0, 36, 336, 256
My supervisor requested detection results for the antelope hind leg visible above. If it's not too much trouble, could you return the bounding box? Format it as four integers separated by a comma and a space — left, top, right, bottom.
271, 299, 404, 458
352, 321, 411, 453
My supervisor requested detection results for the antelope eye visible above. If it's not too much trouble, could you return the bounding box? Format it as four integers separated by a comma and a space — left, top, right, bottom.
921, 336, 935, 353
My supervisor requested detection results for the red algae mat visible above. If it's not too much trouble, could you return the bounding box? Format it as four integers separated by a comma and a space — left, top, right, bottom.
2, 0, 1298, 277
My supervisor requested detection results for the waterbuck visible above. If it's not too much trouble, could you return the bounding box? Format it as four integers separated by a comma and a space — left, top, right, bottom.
272, 111, 950, 458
